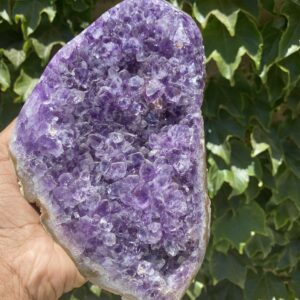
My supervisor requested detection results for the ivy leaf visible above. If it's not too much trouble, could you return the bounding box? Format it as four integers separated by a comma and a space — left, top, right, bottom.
272, 169, 300, 209
230, 139, 252, 169
0, 22, 26, 68
251, 126, 283, 175
0, 1, 11, 23
213, 202, 266, 248
207, 158, 226, 198
276, 240, 300, 271
198, 280, 243, 300
245, 229, 274, 259
207, 142, 231, 165
244, 270, 289, 300
244, 87, 272, 130
214, 239, 231, 254
286, 85, 300, 117
266, 64, 289, 103
281, 118, 300, 148
13, 69, 39, 101
272, 199, 300, 230
260, 0, 274, 12
203, 77, 244, 119
278, 51, 300, 86
193, 0, 259, 36
3, 47, 26, 68
225, 166, 249, 196
206, 110, 245, 145
291, 0, 300, 6
65, 0, 89, 12
202, 13, 262, 82
259, 21, 281, 82
31, 18, 72, 64
283, 140, 300, 178
291, 267, 300, 297
89, 285, 101, 297
0, 59, 10, 91
0, 91, 23, 130
13, 0, 56, 36
210, 251, 247, 288
279, 1, 300, 58
187, 281, 204, 299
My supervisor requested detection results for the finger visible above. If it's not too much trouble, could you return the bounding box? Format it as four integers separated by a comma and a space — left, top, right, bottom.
0, 119, 18, 181
0, 118, 40, 228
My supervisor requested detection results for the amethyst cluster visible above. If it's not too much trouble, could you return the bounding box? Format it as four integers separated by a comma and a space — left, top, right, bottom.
10, 0, 210, 299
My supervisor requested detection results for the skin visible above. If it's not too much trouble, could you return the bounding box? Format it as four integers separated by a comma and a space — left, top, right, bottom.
0, 121, 85, 300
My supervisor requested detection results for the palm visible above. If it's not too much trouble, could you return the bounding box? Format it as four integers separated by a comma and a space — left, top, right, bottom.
0, 121, 85, 300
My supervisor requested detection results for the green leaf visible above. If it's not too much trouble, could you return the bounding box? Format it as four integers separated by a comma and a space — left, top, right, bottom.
244, 87, 272, 130
266, 64, 289, 103
0, 91, 23, 130
193, 0, 259, 36
245, 229, 274, 259
279, 1, 300, 58
0, 22, 26, 68
207, 157, 226, 198
244, 270, 289, 300
283, 140, 300, 178
3, 48, 26, 68
214, 239, 231, 254
13, 0, 56, 36
259, 21, 281, 82
13, 69, 39, 101
0, 1, 11, 23
278, 51, 300, 85
207, 142, 231, 165
276, 240, 300, 271
230, 139, 252, 169
203, 77, 244, 119
281, 118, 300, 148
89, 285, 101, 297
0, 59, 10, 91
260, 0, 274, 12
31, 18, 72, 63
213, 202, 266, 248
291, 267, 300, 297
272, 169, 300, 209
225, 166, 249, 196
202, 13, 262, 82
189, 281, 204, 298
244, 177, 260, 202
210, 251, 247, 288
251, 126, 283, 175
291, 0, 300, 6
272, 199, 300, 230
65, 0, 89, 12
198, 280, 243, 300
287, 83, 300, 118
206, 110, 245, 145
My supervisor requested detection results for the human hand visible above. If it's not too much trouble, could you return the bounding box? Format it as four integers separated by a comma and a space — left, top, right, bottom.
0, 121, 86, 300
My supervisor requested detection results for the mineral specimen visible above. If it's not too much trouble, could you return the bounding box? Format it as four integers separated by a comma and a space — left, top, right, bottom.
10, 0, 210, 299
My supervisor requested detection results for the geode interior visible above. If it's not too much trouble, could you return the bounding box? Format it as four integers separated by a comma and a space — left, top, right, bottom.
10, 0, 210, 299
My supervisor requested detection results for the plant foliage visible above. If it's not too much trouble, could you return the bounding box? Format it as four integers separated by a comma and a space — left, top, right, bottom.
0, 0, 300, 299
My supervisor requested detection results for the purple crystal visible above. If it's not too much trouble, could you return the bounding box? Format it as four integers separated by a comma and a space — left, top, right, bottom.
10, 0, 210, 299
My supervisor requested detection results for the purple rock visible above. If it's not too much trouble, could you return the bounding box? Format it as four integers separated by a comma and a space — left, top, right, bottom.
9, 0, 210, 299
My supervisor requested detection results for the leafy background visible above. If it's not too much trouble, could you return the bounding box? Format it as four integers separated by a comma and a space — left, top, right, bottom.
0, 0, 300, 299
